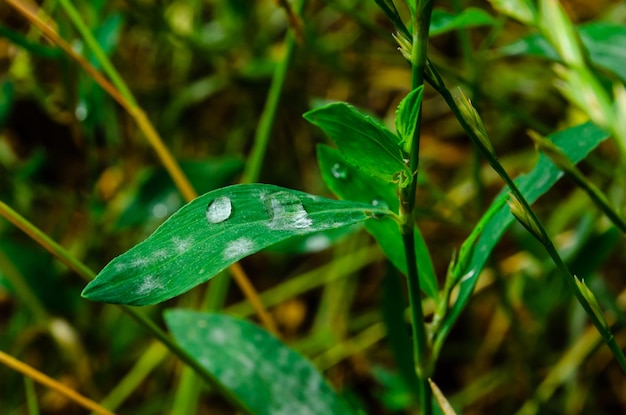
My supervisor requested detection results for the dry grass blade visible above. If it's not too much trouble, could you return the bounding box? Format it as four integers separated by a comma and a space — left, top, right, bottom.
0, 350, 115, 415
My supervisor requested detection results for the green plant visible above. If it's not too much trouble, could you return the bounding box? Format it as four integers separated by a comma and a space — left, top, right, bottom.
1, 0, 625, 414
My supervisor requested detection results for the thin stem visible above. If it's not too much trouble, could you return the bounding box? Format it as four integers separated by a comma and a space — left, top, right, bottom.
426, 65, 626, 373
240, 40, 292, 183
57, 0, 137, 106
241, 0, 304, 185
400, 2, 434, 414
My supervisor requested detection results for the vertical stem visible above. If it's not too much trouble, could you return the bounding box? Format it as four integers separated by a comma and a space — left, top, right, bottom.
400, 2, 434, 414
241, 0, 305, 185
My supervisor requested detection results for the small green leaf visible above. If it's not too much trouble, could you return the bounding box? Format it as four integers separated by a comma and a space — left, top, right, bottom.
305, 103, 411, 186
488, 0, 537, 25
317, 146, 439, 299
395, 86, 424, 151
82, 184, 391, 306
317, 145, 399, 212
438, 122, 609, 341
497, 23, 626, 83
429, 8, 496, 37
164, 310, 357, 415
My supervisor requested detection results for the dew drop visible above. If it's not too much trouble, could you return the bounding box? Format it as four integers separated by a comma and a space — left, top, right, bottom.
152, 203, 169, 219
330, 162, 348, 180
206, 196, 232, 224
263, 191, 312, 230
304, 234, 331, 251
75, 101, 88, 121
371, 198, 390, 210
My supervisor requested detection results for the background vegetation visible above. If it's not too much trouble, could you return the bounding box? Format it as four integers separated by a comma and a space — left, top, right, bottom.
1, 0, 625, 414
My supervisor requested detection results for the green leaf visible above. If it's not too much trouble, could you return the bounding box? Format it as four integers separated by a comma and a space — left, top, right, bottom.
579, 23, 626, 84
487, 0, 537, 25
82, 184, 391, 306
305, 103, 411, 187
496, 23, 626, 84
429, 8, 496, 37
438, 122, 609, 341
164, 310, 357, 415
365, 219, 439, 299
381, 266, 419, 405
0, 79, 14, 129
0, 25, 62, 59
395, 86, 424, 150
317, 145, 439, 299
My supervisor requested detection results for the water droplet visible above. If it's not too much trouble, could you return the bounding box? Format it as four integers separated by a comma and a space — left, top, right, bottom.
371, 198, 390, 210
304, 234, 331, 251
75, 101, 88, 121
206, 196, 232, 224
152, 203, 169, 219
330, 163, 348, 179
263, 191, 312, 230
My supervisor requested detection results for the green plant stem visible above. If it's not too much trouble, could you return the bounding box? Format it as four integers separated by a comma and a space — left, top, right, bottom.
400, 2, 434, 414
241, 0, 305, 184
424, 65, 626, 373
0, 201, 253, 414
57, 0, 136, 106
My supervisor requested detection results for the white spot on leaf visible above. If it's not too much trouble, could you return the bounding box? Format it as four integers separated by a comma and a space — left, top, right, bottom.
223, 237, 254, 260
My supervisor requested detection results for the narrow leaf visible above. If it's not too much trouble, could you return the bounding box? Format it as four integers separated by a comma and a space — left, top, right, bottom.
395, 86, 424, 150
305, 103, 411, 187
429, 8, 496, 37
438, 123, 609, 340
496, 23, 626, 83
83, 184, 390, 306
164, 310, 357, 415
487, 0, 537, 25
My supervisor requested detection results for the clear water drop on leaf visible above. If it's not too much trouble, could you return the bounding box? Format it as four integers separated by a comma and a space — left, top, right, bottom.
330, 162, 348, 179
206, 196, 232, 224
263, 191, 313, 230
371, 198, 390, 210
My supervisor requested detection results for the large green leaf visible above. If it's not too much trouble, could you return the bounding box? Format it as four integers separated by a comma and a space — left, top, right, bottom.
437, 123, 609, 341
83, 184, 391, 306
317, 145, 439, 299
497, 23, 626, 84
430, 7, 496, 37
164, 310, 358, 415
304, 103, 411, 187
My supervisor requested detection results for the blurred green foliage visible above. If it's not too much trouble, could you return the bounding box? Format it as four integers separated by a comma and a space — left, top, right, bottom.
1, 0, 625, 414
